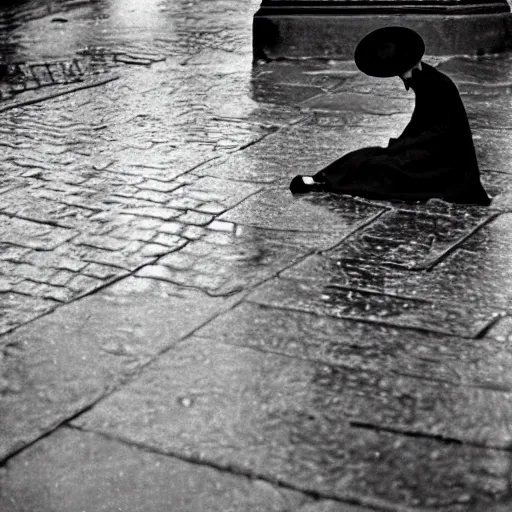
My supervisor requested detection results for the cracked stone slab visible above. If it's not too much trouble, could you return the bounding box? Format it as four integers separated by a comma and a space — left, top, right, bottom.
0, 74, 121, 112
340, 72, 409, 99
182, 48, 253, 72
437, 56, 512, 88
203, 321, 512, 449
51, 238, 150, 271
111, 146, 219, 182
252, 60, 351, 91
0, 51, 163, 103
322, 208, 496, 270
310, 111, 412, 134
465, 95, 512, 130
457, 83, 512, 97
252, 82, 325, 106
0, 277, 238, 462
309, 213, 512, 313
0, 294, 59, 336
301, 92, 413, 117
474, 130, 512, 176
137, 224, 338, 296
240, 124, 390, 166
351, 197, 491, 225
213, 101, 304, 129
196, 302, 512, 391
0, 215, 77, 250
0, 186, 98, 228
167, 176, 262, 212
426, 214, 512, 310
279, 211, 512, 309
0, 427, 309, 512
195, 140, 389, 184
248, 273, 496, 338
239, 124, 347, 162
201, 71, 306, 127
219, 186, 385, 235
194, 153, 298, 183
73, 337, 512, 511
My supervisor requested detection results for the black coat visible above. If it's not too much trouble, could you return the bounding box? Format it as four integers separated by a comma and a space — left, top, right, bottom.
314, 63, 490, 206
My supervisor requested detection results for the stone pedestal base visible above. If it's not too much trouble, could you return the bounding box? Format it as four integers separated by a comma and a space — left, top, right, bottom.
253, 4, 512, 60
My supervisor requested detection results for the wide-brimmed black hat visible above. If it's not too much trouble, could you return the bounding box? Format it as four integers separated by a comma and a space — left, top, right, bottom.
354, 27, 425, 78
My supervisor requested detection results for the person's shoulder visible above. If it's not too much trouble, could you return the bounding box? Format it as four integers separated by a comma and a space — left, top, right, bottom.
422, 63, 450, 80
422, 63, 459, 92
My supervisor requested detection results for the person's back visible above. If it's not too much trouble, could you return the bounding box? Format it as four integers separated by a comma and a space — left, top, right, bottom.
384, 62, 490, 205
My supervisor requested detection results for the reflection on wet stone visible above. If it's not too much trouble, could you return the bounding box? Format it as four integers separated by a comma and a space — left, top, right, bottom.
3, 1, 512, 510
197, 302, 512, 390
220, 187, 385, 234
249, 273, 496, 337
73, 338, 512, 511
0, 47, 167, 102
268, 212, 512, 334
0, 34, 285, 332
325, 208, 496, 270
240, 123, 390, 165
194, 153, 291, 183
251, 59, 351, 91
0, 276, 239, 460
437, 55, 512, 88
137, 225, 338, 296
0, 428, 309, 512
465, 96, 512, 130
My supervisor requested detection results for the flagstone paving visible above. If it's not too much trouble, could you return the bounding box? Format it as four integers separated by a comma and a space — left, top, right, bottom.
3, 1, 512, 511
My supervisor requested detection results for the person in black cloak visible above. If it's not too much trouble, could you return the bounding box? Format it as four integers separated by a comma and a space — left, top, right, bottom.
289, 27, 491, 206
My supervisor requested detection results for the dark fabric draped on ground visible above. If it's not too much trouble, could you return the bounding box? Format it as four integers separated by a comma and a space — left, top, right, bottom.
312, 63, 491, 206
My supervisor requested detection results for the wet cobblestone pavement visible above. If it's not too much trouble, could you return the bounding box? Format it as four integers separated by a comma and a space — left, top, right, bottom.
3, 1, 512, 511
